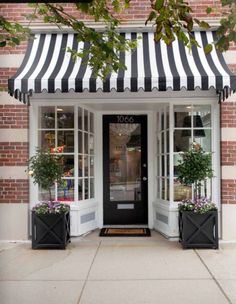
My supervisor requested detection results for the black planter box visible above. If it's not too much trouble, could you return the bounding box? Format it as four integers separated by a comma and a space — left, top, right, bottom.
179, 210, 218, 249
32, 211, 70, 249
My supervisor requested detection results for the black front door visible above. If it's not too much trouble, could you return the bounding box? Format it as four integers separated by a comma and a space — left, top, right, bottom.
103, 115, 148, 225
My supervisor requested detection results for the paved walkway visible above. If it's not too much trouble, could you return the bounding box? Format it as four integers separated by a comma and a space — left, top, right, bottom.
0, 230, 236, 304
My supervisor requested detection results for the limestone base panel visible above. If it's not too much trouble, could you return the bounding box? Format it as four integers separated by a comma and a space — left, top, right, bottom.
0, 204, 29, 240
222, 204, 236, 241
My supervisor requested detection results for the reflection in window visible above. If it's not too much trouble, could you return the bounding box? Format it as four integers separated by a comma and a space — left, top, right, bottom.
173, 104, 212, 201
156, 104, 212, 202
109, 123, 141, 201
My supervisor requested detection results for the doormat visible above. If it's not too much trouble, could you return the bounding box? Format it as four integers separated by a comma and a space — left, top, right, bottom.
99, 228, 151, 237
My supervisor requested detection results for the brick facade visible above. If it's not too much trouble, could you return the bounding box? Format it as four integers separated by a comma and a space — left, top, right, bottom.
0, 179, 29, 204
0, 142, 28, 166
1, 0, 236, 207
0, 1, 235, 55
0, 105, 28, 129
221, 180, 236, 204
220, 102, 236, 128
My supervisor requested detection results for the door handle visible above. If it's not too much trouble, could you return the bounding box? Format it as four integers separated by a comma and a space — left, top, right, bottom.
143, 177, 148, 181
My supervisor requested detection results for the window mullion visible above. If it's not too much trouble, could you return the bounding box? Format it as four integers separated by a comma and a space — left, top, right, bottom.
74, 106, 78, 202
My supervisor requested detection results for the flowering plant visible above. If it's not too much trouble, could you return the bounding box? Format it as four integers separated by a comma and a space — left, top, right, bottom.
178, 197, 217, 214
32, 201, 70, 215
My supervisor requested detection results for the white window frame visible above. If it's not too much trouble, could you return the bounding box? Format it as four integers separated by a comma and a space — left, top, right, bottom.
29, 100, 96, 209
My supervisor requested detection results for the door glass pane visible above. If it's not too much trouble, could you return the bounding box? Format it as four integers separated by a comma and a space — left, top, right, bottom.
109, 123, 141, 201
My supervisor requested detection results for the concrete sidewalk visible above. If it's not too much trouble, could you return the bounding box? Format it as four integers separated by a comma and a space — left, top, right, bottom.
0, 230, 235, 304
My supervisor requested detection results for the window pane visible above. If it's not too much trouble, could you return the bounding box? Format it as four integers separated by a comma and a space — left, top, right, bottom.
161, 178, 165, 200
58, 131, 74, 152
84, 133, 89, 154
174, 179, 192, 201
58, 179, 74, 201
166, 112, 169, 129
39, 106, 55, 129
161, 132, 164, 153
193, 105, 211, 127
90, 112, 94, 133
84, 178, 89, 199
166, 131, 169, 153
62, 155, 74, 177
194, 130, 211, 152
157, 155, 160, 177
38, 131, 55, 150
89, 134, 94, 155
90, 178, 94, 198
78, 155, 83, 177
161, 113, 164, 130
78, 107, 83, 130
38, 185, 55, 201
90, 157, 94, 177
84, 109, 88, 131
173, 154, 182, 177
174, 130, 191, 152
157, 178, 160, 199
174, 105, 191, 128
57, 106, 74, 129
78, 131, 83, 154
84, 155, 88, 177
78, 179, 83, 200
161, 155, 165, 176
166, 178, 170, 200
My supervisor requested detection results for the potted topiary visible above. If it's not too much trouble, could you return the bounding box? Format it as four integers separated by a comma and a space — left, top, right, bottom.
177, 142, 218, 249
28, 148, 70, 249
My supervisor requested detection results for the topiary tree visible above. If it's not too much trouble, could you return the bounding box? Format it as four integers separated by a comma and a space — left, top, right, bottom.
177, 142, 214, 199
28, 148, 63, 202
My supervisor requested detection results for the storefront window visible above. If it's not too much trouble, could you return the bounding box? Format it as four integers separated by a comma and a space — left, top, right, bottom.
173, 104, 212, 201
37, 106, 95, 202
156, 104, 212, 202
156, 106, 170, 201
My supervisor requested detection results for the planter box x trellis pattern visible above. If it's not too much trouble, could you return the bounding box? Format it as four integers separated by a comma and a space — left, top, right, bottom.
32, 211, 70, 249
179, 210, 219, 249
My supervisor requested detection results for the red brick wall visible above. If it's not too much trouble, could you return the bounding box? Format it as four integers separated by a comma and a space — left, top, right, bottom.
0, 68, 17, 89
221, 180, 236, 204
0, 179, 29, 203
0, 105, 29, 129
0, 0, 235, 55
220, 102, 236, 128
221, 141, 236, 166
0, 142, 28, 166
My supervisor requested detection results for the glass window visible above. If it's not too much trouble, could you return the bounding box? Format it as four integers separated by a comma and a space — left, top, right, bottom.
156, 104, 212, 202
38, 106, 55, 129
173, 104, 212, 201
57, 106, 74, 129
38, 105, 95, 202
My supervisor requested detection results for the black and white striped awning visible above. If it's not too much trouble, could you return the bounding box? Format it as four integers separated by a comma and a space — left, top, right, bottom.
9, 31, 236, 103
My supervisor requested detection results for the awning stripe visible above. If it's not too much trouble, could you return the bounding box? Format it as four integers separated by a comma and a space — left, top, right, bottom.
8, 31, 236, 102
155, 40, 165, 91
167, 41, 180, 91
143, 32, 152, 91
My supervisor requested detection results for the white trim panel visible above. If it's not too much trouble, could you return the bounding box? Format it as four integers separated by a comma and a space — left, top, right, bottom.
0, 166, 28, 179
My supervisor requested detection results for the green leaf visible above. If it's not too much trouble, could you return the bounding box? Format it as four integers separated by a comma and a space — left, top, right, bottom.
145, 11, 157, 25
11, 37, 20, 45
155, 0, 164, 11
199, 21, 210, 29
0, 41, 6, 47
206, 7, 212, 14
